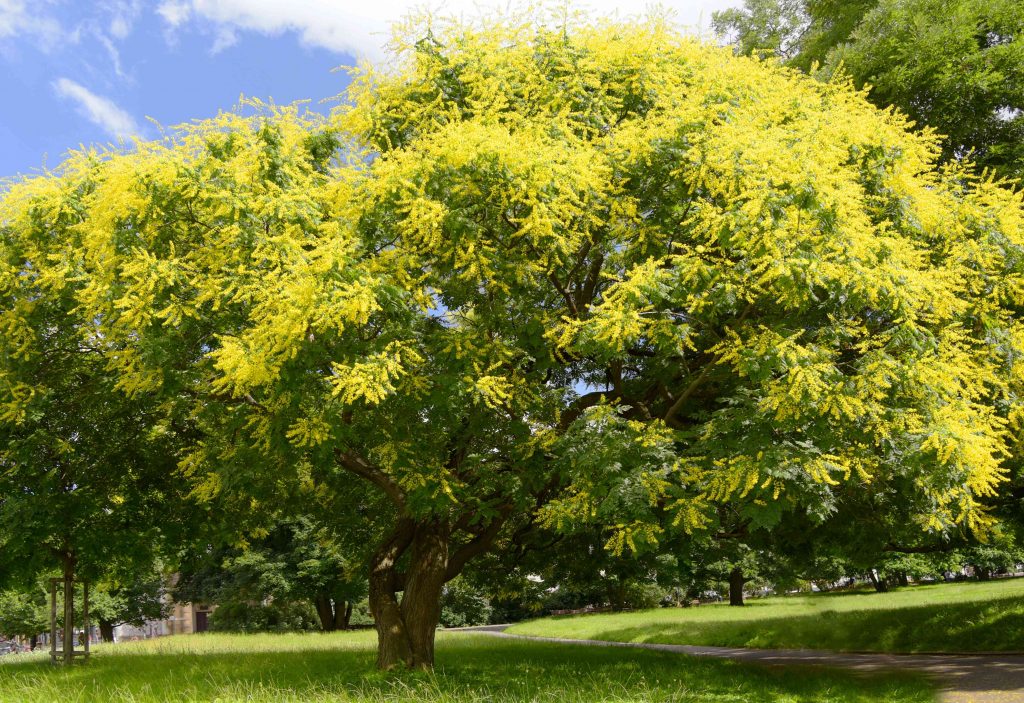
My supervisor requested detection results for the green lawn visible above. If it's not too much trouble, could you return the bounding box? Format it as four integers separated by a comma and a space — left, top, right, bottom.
507, 577, 1024, 653
0, 630, 935, 702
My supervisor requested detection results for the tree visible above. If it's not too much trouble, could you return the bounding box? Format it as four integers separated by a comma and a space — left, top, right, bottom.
2, 11, 1022, 670
0, 589, 46, 647
174, 515, 367, 632
714, 0, 1024, 180
91, 571, 169, 643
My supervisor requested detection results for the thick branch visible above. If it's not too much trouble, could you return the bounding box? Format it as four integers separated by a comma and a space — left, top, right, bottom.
335, 450, 407, 508
445, 508, 513, 581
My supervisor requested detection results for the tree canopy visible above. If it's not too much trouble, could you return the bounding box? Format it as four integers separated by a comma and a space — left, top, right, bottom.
2, 10, 1023, 669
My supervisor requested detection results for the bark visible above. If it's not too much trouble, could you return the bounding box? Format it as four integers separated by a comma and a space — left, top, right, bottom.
868, 569, 889, 593
896, 571, 910, 588
99, 619, 115, 643
369, 520, 449, 670
315, 595, 354, 632
338, 601, 352, 630
29, 634, 37, 650
728, 567, 745, 606
314, 595, 337, 632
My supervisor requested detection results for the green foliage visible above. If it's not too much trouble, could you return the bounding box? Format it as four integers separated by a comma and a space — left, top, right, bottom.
0, 590, 45, 639
439, 578, 493, 628
209, 600, 319, 633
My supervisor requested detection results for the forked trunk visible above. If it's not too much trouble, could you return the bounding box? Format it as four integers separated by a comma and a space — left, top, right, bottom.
728, 567, 745, 606
369, 520, 448, 670
99, 619, 115, 643
315, 595, 355, 632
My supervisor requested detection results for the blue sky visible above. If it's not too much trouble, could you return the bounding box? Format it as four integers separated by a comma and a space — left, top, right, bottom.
0, 1, 737, 179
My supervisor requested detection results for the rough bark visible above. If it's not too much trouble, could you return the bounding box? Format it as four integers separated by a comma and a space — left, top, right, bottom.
99, 619, 115, 643
728, 567, 745, 606
368, 520, 450, 670
868, 569, 889, 593
896, 571, 910, 588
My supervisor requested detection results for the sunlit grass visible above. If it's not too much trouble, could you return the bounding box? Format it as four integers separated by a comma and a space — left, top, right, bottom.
0, 630, 936, 702
508, 577, 1024, 653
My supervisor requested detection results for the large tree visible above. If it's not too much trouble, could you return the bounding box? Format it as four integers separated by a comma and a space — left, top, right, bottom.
2, 12, 1023, 669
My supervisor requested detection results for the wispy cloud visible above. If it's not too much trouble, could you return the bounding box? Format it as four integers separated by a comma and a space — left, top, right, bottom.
155, 0, 737, 60
52, 78, 139, 139
0, 0, 64, 49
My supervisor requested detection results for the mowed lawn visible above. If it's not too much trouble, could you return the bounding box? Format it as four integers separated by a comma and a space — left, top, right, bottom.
0, 630, 935, 703
508, 577, 1024, 653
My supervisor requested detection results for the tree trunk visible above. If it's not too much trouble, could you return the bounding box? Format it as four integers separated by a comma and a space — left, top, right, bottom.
99, 619, 115, 643
314, 595, 337, 632
29, 634, 37, 650
729, 567, 745, 606
868, 569, 889, 593
896, 571, 910, 588
336, 601, 352, 630
368, 519, 448, 670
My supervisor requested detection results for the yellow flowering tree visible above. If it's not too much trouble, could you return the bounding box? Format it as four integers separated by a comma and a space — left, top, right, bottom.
3, 11, 1024, 669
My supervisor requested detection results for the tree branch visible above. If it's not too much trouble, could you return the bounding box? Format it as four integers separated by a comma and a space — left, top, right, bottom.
335, 450, 407, 508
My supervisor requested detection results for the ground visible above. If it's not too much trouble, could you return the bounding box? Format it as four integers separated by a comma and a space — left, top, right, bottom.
0, 630, 934, 703
506, 578, 1024, 653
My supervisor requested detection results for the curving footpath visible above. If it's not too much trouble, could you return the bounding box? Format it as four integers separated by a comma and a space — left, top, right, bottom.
458, 625, 1024, 703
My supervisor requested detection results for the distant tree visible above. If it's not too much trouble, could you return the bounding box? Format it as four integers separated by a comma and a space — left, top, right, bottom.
91, 570, 169, 643
175, 516, 367, 632
0, 589, 46, 647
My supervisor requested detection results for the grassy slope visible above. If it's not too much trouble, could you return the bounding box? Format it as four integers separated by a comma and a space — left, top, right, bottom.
508, 578, 1024, 653
0, 630, 935, 702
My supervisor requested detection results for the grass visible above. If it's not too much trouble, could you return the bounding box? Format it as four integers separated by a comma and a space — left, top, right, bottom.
0, 630, 936, 702
507, 577, 1024, 653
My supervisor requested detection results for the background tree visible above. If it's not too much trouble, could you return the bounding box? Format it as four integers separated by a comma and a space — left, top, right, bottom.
0, 589, 46, 647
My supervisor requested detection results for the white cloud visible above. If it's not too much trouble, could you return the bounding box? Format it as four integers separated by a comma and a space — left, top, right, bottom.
0, 0, 63, 48
210, 24, 237, 54
157, 1, 738, 60
104, 0, 141, 39
156, 0, 192, 27
52, 78, 139, 139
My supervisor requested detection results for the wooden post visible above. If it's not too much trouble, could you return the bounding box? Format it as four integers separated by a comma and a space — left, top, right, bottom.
49, 579, 57, 665
63, 575, 73, 665
83, 581, 90, 660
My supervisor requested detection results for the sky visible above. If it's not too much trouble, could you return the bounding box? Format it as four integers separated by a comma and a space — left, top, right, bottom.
0, 1, 739, 179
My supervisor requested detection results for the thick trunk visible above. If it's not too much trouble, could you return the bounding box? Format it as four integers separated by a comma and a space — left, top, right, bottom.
728, 567, 745, 606
868, 569, 889, 593
369, 520, 448, 670
99, 619, 115, 643
29, 634, 37, 650
896, 571, 910, 588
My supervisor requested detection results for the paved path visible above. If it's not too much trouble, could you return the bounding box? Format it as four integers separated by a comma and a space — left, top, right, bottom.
457, 626, 1024, 703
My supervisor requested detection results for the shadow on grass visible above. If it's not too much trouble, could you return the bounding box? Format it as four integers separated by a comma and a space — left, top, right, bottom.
0, 635, 935, 703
